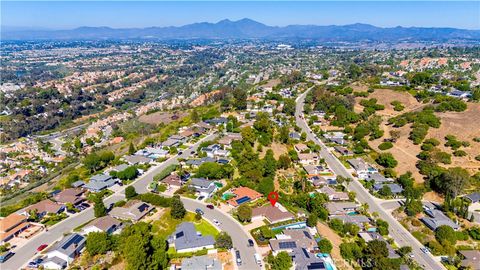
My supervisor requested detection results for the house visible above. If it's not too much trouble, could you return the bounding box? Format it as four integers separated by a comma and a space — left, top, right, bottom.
269, 229, 317, 255
318, 186, 349, 201
54, 188, 85, 205
109, 201, 153, 222
145, 147, 169, 159
71, 181, 85, 188
297, 153, 319, 165
323, 132, 347, 145
421, 209, 460, 231
252, 204, 295, 224
43, 233, 85, 269
290, 248, 329, 270
123, 155, 151, 165
325, 202, 359, 216
334, 146, 353, 156
347, 158, 378, 179
0, 213, 30, 244
289, 132, 301, 140
205, 117, 228, 126
331, 215, 370, 228
294, 143, 309, 153
181, 255, 222, 270
186, 157, 216, 167
83, 216, 121, 234
169, 222, 215, 253
110, 164, 129, 172
162, 174, 182, 188
464, 192, 480, 204
226, 187, 263, 207
84, 174, 117, 192
367, 173, 393, 184
22, 199, 65, 218
459, 250, 480, 270
358, 232, 399, 259
189, 178, 218, 198
373, 183, 404, 195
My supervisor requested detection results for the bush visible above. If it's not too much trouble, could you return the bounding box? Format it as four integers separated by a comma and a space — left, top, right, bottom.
153, 164, 177, 182
215, 232, 233, 249
138, 193, 171, 207
125, 186, 137, 200
376, 153, 398, 168
318, 239, 333, 253
435, 225, 457, 245
453, 150, 467, 157
378, 142, 393, 150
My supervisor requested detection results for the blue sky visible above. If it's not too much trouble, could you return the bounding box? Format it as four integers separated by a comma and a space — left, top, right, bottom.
2, 1, 479, 30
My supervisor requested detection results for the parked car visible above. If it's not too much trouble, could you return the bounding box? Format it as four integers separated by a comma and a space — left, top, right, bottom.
177, 151, 183, 155
37, 244, 48, 252
248, 239, 254, 247
421, 247, 430, 254
195, 208, 204, 215
254, 253, 262, 266
0, 251, 13, 263
190, 150, 195, 154
235, 250, 242, 266
206, 204, 214, 209
28, 258, 43, 268
213, 219, 220, 226
197, 196, 205, 201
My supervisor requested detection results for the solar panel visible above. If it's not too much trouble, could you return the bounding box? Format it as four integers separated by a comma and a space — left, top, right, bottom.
303, 231, 312, 239
176, 231, 184, 238
307, 262, 325, 270
235, 196, 251, 205
279, 241, 297, 249
62, 234, 82, 250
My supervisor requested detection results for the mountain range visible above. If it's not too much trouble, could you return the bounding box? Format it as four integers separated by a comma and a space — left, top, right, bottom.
3, 18, 480, 42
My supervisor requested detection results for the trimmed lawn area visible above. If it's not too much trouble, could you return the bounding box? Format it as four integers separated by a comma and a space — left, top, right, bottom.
151, 209, 219, 238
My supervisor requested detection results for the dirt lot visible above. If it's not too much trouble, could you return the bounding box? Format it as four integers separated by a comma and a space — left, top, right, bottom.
138, 111, 188, 125
316, 222, 353, 270
427, 103, 480, 173
258, 142, 288, 159
262, 78, 281, 88
354, 88, 423, 117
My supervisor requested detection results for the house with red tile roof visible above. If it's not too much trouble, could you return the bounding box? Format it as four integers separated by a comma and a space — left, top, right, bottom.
226, 187, 263, 207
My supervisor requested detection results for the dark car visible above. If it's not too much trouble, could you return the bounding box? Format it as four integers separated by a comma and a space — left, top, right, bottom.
248, 239, 254, 247
235, 250, 242, 266
206, 204, 214, 210
190, 150, 195, 154
0, 251, 13, 263
195, 208, 204, 215
177, 151, 183, 155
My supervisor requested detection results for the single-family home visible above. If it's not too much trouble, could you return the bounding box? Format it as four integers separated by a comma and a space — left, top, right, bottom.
289, 132, 301, 140
459, 250, 480, 270
323, 132, 347, 145
464, 192, 480, 204
169, 222, 215, 253
373, 183, 404, 195
43, 233, 85, 269
22, 199, 65, 219
109, 201, 153, 222
331, 215, 370, 228
421, 209, 460, 231
367, 173, 394, 184
325, 202, 359, 216
189, 178, 218, 198
347, 158, 378, 179
84, 174, 117, 192
83, 216, 121, 234
181, 255, 222, 270
269, 229, 317, 255
334, 146, 353, 156
297, 153, 319, 165
252, 204, 295, 224
54, 188, 85, 205
185, 157, 216, 167
318, 186, 349, 201
162, 174, 182, 188
226, 187, 263, 207
290, 248, 329, 270
0, 213, 30, 244
294, 143, 309, 153
123, 155, 151, 165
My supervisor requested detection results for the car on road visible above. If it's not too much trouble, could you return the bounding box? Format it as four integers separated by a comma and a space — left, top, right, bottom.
213, 219, 221, 226
28, 258, 43, 268
421, 247, 430, 254
195, 208, 204, 215
177, 151, 183, 155
190, 150, 195, 154
254, 253, 262, 266
235, 250, 242, 266
206, 204, 214, 209
0, 251, 13, 263
37, 244, 48, 252
197, 196, 205, 201
248, 239, 254, 247
409, 253, 415, 258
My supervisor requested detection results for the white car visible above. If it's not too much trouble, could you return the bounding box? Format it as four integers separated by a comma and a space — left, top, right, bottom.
213, 219, 221, 226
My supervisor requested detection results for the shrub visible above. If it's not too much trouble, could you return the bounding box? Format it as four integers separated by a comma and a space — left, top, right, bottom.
378, 142, 393, 150
376, 153, 398, 168
318, 239, 333, 253
453, 150, 467, 157
435, 225, 457, 245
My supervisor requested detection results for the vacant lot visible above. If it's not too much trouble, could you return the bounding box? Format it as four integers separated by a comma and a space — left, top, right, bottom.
354, 88, 423, 117
138, 111, 188, 125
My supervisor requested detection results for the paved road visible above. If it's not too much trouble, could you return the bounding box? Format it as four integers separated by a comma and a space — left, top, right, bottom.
295, 89, 445, 270
4, 133, 258, 270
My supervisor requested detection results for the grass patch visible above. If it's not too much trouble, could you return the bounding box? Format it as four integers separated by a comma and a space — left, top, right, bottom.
151, 210, 219, 238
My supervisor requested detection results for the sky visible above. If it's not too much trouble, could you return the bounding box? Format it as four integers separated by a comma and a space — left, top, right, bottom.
1, 1, 479, 30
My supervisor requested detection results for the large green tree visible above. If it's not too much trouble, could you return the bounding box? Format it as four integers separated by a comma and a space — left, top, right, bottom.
170, 195, 186, 219
86, 232, 111, 256
268, 251, 292, 270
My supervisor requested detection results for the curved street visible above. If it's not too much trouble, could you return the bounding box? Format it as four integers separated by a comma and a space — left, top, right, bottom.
3, 133, 259, 270
295, 88, 445, 270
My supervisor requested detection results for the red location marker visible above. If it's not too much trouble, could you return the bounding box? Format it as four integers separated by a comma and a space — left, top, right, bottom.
267, 191, 279, 207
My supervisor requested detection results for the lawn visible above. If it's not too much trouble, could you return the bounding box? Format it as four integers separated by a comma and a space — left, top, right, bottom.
151, 210, 219, 238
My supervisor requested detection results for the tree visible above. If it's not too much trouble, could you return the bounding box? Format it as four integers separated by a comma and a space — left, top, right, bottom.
365, 239, 388, 260
268, 251, 292, 270
117, 166, 138, 181
128, 142, 136, 155
94, 202, 107, 218
283, 98, 296, 116
318, 238, 333, 253
379, 185, 392, 197
434, 167, 470, 197
435, 225, 457, 245
306, 214, 318, 228
340, 242, 362, 260
215, 232, 233, 249
397, 246, 412, 257
86, 232, 111, 256
262, 150, 277, 177
376, 219, 389, 236
241, 126, 256, 146
237, 204, 252, 223
277, 154, 292, 169
123, 234, 149, 270
344, 222, 360, 236
170, 195, 186, 219
149, 236, 169, 270
376, 153, 398, 168
329, 218, 344, 233
83, 153, 101, 173
125, 186, 137, 200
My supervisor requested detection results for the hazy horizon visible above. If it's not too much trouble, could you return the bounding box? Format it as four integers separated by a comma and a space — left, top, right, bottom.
2, 1, 479, 30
